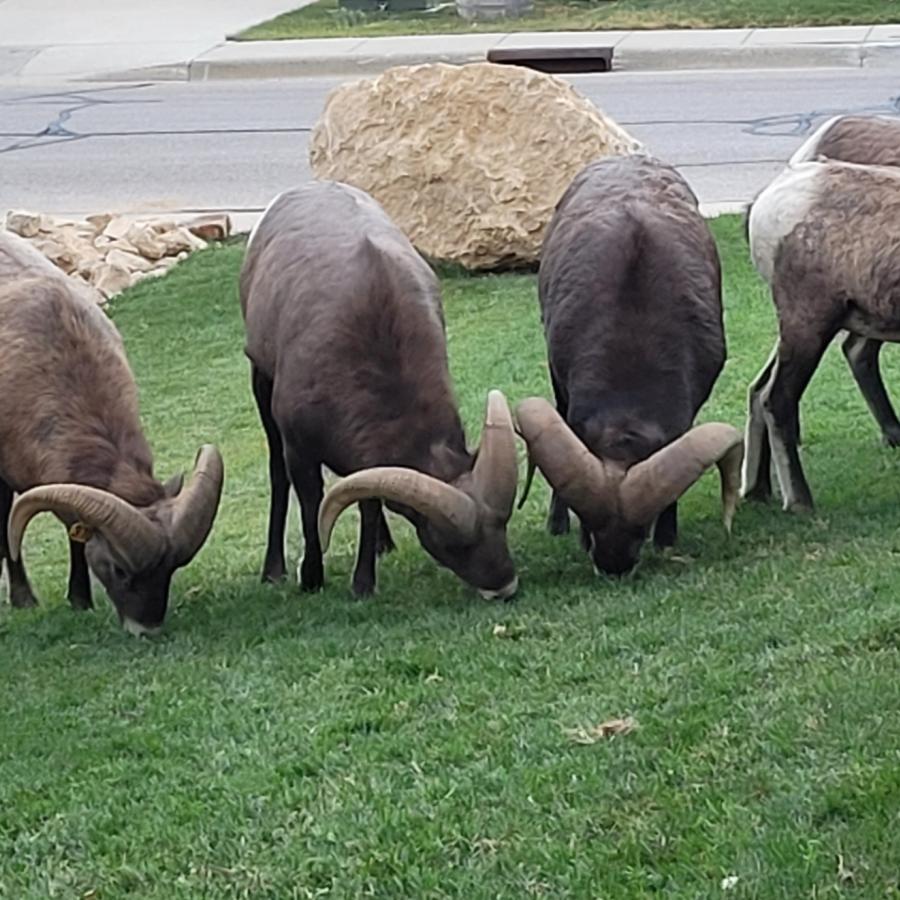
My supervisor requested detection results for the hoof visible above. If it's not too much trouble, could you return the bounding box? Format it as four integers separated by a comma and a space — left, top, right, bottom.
548, 516, 570, 536
68, 593, 94, 611
9, 586, 38, 609
742, 482, 773, 503
351, 578, 376, 598
883, 429, 900, 448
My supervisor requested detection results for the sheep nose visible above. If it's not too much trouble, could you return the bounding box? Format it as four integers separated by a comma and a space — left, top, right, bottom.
479, 576, 518, 601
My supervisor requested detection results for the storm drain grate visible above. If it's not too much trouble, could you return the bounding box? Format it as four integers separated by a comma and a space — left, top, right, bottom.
486, 46, 614, 73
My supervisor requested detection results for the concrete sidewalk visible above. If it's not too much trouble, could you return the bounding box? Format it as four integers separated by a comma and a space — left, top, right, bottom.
0, 0, 304, 83
1, 0, 898, 84
190, 24, 900, 81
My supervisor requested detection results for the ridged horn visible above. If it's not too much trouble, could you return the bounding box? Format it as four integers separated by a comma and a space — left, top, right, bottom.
318, 468, 478, 553
472, 390, 519, 519
8, 484, 164, 573
170, 445, 225, 567
619, 423, 744, 529
514, 397, 620, 515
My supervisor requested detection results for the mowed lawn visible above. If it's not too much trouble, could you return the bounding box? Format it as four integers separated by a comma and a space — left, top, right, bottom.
4, 217, 900, 897
238, 0, 899, 40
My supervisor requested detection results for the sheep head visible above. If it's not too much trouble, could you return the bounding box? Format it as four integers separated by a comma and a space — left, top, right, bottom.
515, 398, 742, 575
318, 391, 519, 599
8, 446, 224, 634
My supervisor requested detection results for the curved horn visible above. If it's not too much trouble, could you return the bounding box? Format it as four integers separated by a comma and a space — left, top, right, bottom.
514, 397, 620, 515
619, 423, 744, 529
472, 390, 519, 519
8, 484, 164, 572
318, 468, 478, 553
170, 445, 225, 567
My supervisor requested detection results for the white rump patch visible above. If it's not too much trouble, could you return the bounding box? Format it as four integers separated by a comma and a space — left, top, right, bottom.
748, 162, 825, 284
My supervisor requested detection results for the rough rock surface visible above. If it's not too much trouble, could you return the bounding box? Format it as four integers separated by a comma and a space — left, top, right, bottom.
309, 62, 644, 269
0, 230, 105, 306
3, 210, 232, 302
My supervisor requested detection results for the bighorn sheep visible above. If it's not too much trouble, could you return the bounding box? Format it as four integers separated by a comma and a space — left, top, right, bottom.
240, 182, 519, 598
744, 115, 900, 509
516, 156, 743, 575
0, 250, 224, 635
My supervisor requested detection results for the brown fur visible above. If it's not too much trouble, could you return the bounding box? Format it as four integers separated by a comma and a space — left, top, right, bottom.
744, 156, 900, 511
808, 115, 900, 167
0, 277, 162, 506
241, 181, 516, 596
536, 155, 725, 572
774, 163, 900, 337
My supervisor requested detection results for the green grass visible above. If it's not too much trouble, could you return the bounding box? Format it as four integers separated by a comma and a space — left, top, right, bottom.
236, 0, 900, 41
5, 216, 900, 896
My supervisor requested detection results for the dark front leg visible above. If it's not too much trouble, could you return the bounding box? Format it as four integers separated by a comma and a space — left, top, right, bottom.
67, 539, 93, 610
653, 503, 678, 549
251, 367, 290, 583
0, 479, 37, 608
352, 500, 382, 597
549, 493, 571, 535
548, 370, 571, 535
376, 508, 395, 557
285, 448, 325, 592
762, 330, 833, 514
842, 334, 900, 447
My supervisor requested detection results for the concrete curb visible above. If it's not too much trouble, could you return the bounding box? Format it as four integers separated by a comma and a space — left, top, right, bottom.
74, 27, 900, 82
184, 37, 900, 81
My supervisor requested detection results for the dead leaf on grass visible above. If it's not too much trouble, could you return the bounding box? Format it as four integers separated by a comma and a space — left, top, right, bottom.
837, 854, 855, 884
565, 716, 638, 744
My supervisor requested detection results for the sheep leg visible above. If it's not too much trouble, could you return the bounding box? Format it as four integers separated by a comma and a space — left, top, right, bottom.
762, 335, 832, 513
352, 499, 383, 597
66, 540, 93, 610
742, 344, 776, 502
548, 373, 571, 535
376, 508, 395, 556
252, 367, 289, 583
0, 479, 37, 608
285, 449, 325, 592
842, 334, 900, 447
653, 503, 678, 549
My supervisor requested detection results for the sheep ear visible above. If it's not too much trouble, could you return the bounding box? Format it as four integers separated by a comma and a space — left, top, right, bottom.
163, 472, 185, 498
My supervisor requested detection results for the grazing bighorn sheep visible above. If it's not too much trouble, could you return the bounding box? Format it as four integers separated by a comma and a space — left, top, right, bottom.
0, 245, 224, 635
744, 115, 900, 508
240, 181, 519, 599
744, 155, 900, 511
516, 156, 743, 575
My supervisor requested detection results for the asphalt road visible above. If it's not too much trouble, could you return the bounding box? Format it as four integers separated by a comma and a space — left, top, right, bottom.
2, 67, 899, 221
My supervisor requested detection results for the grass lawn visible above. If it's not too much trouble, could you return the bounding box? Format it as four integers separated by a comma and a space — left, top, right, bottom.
236, 0, 900, 41
5, 215, 900, 896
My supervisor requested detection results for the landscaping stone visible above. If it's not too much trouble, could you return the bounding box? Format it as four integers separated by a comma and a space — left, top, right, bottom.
309, 62, 643, 269
5, 210, 42, 239
2, 210, 228, 302
0, 229, 105, 306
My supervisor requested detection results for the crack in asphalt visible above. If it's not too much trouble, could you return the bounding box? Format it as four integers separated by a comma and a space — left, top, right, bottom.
1, 84, 898, 158
0, 83, 312, 154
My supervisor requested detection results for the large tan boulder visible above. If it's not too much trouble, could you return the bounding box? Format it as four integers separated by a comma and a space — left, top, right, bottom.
309, 62, 644, 269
